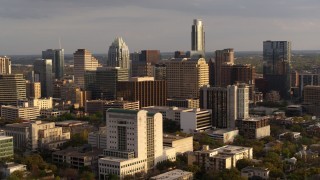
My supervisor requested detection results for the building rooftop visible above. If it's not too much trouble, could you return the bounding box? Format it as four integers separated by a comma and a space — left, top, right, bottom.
53, 147, 102, 158
143, 106, 192, 111
0, 136, 13, 141
55, 120, 88, 127
241, 116, 269, 122
107, 108, 139, 115
150, 169, 192, 180
242, 166, 269, 172
207, 129, 238, 135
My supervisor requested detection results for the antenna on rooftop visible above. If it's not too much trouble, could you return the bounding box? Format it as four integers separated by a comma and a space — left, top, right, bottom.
59, 37, 62, 49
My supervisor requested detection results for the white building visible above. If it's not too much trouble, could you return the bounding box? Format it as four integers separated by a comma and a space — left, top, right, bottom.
98, 109, 176, 179
0, 162, 27, 179
1, 104, 39, 121
237, 83, 250, 119
29, 97, 53, 110
163, 134, 193, 154
207, 129, 239, 143
191, 19, 205, 54
150, 169, 193, 180
180, 108, 212, 133
241, 166, 270, 180
142, 106, 193, 123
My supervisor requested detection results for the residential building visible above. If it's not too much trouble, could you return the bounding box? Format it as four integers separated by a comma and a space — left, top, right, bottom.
207, 129, 239, 143
116, 77, 167, 108
98, 109, 176, 179
236, 117, 270, 139
163, 134, 193, 154
263, 41, 292, 98
29, 97, 53, 110
34, 59, 53, 97
0, 56, 11, 74
212, 48, 234, 86
150, 169, 193, 180
189, 145, 253, 171
191, 19, 205, 55
42, 49, 64, 79
180, 108, 212, 133
166, 58, 209, 99
1, 104, 40, 121
107, 37, 130, 69
167, 98, 199, 108
241, 166, 270, 180
74, 49, 100, 89
0, 74, 26, 105
26, 81, 41, 99
0, 136, 14, 160
303, 85, 320, 116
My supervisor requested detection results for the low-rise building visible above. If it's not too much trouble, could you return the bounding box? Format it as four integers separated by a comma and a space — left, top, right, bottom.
180, 108, 212, 133
88, 127, 107, 149
0, 135, 14, 160
241, 166, 269, 180
85, 99, 139, 115
150, 169, 193, 180
0, 162, 27, 179
206, 129, 239, 143
28, 97, 53, 110
279, 132, 301, 140
142, 106, 193, 123
236, 117, 270, 139
163, 134, 193, 154
189, 145, 253, 171
54, 120, 94, 135
1, 104, 39, 121
40, 109, 69, 118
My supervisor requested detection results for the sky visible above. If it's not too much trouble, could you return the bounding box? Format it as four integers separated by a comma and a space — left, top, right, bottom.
0, 0, 320, 55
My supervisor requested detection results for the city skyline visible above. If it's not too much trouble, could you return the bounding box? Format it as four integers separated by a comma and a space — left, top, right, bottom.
1, 0, 320, 55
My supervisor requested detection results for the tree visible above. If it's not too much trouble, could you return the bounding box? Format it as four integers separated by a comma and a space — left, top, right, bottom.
61, 168, 78, 180
80, 171, 95, 180
236, 159, 253, 171
7, 171, 24, 180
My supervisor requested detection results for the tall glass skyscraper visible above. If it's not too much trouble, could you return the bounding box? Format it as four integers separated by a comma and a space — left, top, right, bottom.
34, 59, 53, 97
191, 19, 205, 53
107, 37, 130, 69
42, 49, 64, 79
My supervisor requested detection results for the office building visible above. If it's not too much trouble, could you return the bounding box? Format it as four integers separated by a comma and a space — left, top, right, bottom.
297, 72, 320, 97
200, 84, 249, 129
117, 77, 167, 108
107, 37, 130, 69
28, 97, 53, 110
303, 85, 320, 116
263, 41, 292, 98
0, 74, 26, 105
167, 98, 199, 108
3, 121, 70, 151
1, 103, 40, 121
189, 145, 253, 171
142, 106, 193, 123
163, 135, 193, 154
0, 135, 14, 160
88, 127, 107, 149
93, 67, 129, 100
191, 19, 205, 54
131, 50, 160, 77
42, 49, 64, 79
213, 48, 234, 86
26, 81, 41, 99
207, 129, 239, 143
85, 99, 139, 115
0, 56, 11, 75
166, 58, 208, 99
180, 108, 212, 133
74, 49, 100, 89
154, 64, 166, 80
98, 109, 176, 179
34, 59, 53, 97
150, 169, 193, 180
236, 117, 270, 139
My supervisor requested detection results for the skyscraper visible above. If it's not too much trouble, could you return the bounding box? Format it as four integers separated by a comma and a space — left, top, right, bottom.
0, 56, 11, 75
191, 19, 205, 53
73, 49, 100, 89
42, 49, 64, 79
212, 48, 234, 86
0, 74, 26, 105
263, 41, 292, 98
165, 58, 209, 99
34, 59, 53, 97
107, 37, 130, 69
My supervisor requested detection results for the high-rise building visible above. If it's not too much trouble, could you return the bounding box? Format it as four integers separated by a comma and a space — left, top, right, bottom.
200, 84, 249, 128
26, 81, 41, 99
166, 58, 209, 99
303, 85, 320, 116
131, 50, 160, 77
212, 48, 234, 86
92, 67, 129, 100
73, 49, 100, 89
42, 49, 65, 79
98, 109, 176, 179
34, 59, 53, 97
263, 41, 292, 98
154, 64, 166, 81
191, 19, 205, 53
0, 74, 26, 105
107, 37, 130, 69
117, 77, 167, 108
0, 56, 11, 75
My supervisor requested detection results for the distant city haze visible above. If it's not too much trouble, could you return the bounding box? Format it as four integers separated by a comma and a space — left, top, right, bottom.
0, 0, 320, 55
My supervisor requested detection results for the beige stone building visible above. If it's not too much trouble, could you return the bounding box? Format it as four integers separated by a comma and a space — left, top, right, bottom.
0, 56, 11, 75
1, 104, 39, 121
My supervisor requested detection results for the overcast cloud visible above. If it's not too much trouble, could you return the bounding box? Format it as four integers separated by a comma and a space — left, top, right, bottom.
0, 0, 319, 55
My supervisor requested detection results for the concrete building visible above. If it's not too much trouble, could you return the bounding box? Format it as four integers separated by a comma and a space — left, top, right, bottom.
263, 41, 292, 98
42, 49, 64, 79
40, 109, 69, 118
241, 166, 270, 180
88, 127, 107, 149
26, 81, 41, 99
180, 108, 212, 133
3, 121, 70, 151
166, 58, 208, 99
154, 63, 166, 80
0, 56, 11, 75
167, 98, 199, 108
98, 109, 176, 179
0, 136, 14, 160
150, 169, 193, 180
107, 37, 130, 69
189, 145, 253, 171
29, 97, 53, 110
303, 85, 320, 116
74, 49, 100, 89
200, 84, 249, 129
191, 19, 205, 55
142, 106, 193, 123
34, 59, 53, 97
117, 77, 167, 108
207, 129, 239, 143
163, 134, 193, 154
85, 99, 139, 115
131, 50, 160, 77
0, 74, 26, 105
1, 104, 40, 121
236, 117, 270, 139
0, 162, 27, 179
